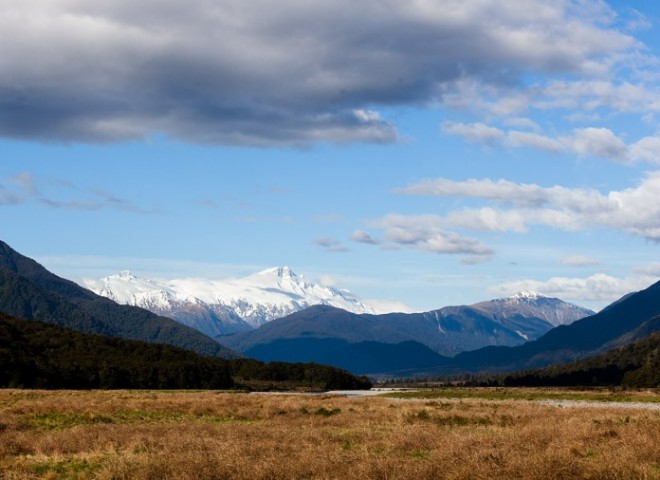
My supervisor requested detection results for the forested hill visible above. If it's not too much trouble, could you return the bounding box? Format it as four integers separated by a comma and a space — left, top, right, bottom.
503, 330, 660, 388
0, 312, 371, 391
0, 240, 235, 358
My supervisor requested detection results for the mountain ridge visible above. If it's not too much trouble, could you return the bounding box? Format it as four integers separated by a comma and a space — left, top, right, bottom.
82, 267, 376, 336
223, 294, 593, 358
0, 241, 236, 358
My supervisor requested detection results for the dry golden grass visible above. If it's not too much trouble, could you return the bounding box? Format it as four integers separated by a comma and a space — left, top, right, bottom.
0, 389, 658, 479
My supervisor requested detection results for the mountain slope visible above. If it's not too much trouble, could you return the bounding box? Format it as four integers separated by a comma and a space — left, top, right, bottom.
473, 291, 594, 328
223, 293, 592, 357
82, 267, 376, 336
450, 280, 660, 373
0, 311, 371, 390
245, 337, 450, 376
0, 311, 234, 389
0, 241, 235, 358
503, 331, 660, 387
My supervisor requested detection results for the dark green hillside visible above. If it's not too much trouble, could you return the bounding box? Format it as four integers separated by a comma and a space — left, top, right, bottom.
503, 331, 660, 388
0, 312, 234, 389
0, 312, 371, 390
0, 240, 235, 358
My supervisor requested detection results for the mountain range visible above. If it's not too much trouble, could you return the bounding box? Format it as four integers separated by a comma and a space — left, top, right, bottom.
1, 239, 657, 380
83, 268, 593, 356
221, 280, 660, 377
82, 267, 376, 336
222, 293, 594, 358
448, 280, 660, 375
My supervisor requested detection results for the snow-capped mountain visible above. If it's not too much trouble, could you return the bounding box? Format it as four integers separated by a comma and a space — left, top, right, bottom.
472, 291, 595, 328
82, 267, 376, 337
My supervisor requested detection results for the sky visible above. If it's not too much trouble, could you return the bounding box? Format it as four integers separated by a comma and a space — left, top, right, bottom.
2, 0, 660, 312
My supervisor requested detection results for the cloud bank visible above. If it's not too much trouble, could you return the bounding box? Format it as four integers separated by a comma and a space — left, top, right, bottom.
488, 273, 655, 306
443, 123, 660, 164
0, 0, 640, 146
397, 173, 660, 241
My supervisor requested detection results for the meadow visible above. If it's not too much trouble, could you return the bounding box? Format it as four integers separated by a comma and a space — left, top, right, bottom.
0, 389, 659, 479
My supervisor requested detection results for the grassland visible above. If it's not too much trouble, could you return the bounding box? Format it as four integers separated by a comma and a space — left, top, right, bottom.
0, 389, 659, 479
380, 386, 660, 403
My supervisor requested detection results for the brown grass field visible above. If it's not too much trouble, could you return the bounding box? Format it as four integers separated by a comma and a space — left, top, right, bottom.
0, 389, 659, 479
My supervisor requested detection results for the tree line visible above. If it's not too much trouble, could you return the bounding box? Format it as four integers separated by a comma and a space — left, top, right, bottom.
0, 312, 371, 391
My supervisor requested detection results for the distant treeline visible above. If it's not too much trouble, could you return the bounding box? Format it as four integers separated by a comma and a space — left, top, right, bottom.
0, 313, 371, 391
379, 332, 660, 389
501, 332, 660, 388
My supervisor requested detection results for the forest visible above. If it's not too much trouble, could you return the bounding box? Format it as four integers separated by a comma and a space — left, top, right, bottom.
0, 312, 371, 391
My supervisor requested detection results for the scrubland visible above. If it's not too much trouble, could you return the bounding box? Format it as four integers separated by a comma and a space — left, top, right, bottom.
0, 389, 658, 479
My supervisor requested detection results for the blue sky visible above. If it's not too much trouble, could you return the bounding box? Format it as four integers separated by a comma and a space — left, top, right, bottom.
2, 0, 660, 311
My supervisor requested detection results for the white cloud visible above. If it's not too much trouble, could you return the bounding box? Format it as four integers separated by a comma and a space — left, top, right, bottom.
375, 214, 495, 259
569, 127, 628, 161
350, 230, 380, 245
443, 208, 528, 233
488, 273, 655, 306
629, 136, 660, 164
397, 172, 660, 241
538, 80, 660, 114
503, 117, 541, 131
507, 131, 564, 152
443, 122, 650, 164
442, 122, 505, 145
0, 0, 641, 146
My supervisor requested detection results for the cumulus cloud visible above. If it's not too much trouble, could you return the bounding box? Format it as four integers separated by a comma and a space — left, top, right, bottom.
569, 127, 628, 161
507, 130, 564, 152
439, 97, 660, 165
538, 80, 660, 113
442, 122, 505, 145
0, 0, 640, 146
374, 214, 494, 259
397, 173, 660, 241
629, 136, 660, 164
396, 178, 558, 207
443, 121, 658, 163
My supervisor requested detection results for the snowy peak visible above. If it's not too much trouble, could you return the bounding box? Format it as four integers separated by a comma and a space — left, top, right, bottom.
117, 270, 137, 281
82, 267, 376, 337
474, 292, 595, 328
258, 266, 296, 278
508, 291, 545, 301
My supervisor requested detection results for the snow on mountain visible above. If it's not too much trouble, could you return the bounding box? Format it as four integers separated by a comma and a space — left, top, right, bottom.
82, 267, 376, 337
473, 291, 595, 327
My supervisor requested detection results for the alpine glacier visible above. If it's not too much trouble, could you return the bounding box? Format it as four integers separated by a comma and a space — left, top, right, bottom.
82, 267, 376, 337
